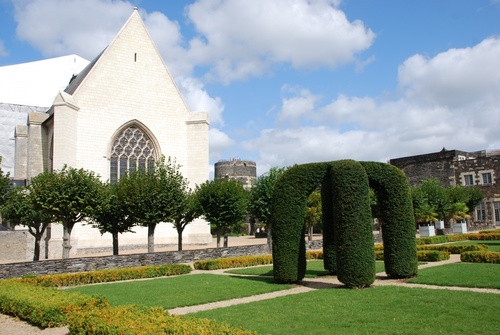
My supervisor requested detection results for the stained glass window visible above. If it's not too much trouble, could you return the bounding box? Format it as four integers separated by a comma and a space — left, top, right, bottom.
110, 126, 156, 183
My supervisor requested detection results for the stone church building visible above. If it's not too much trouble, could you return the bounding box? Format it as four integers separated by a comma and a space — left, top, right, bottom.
1, 9, 212, 260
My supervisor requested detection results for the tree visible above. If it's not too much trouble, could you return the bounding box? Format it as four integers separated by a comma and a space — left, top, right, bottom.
413, 178, 450, 221
1, 186, 53, 261
0, 157, 11, 224
90, 182, 135, 255
195, 178, 248, 248
171, 190, 201, 251
305, 190, 322, 241
248, 167, 286, 245
29, 166, 106, 259
447, 185, 484, 221
118, 157, 187, 253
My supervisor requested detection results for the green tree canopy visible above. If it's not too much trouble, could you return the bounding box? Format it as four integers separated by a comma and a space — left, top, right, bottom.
0, 157, 11, 210
29, 166, 106, 259
171, 188, 201, 251
249, 167, 286, 244
195, 178, 248, 248
90, 182, 135, 255
117, 156, 188, 253
1, 186, 53, 260
305, 190, 322, 241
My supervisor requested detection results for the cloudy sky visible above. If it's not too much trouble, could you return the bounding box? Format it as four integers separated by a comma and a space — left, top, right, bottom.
1, 0, 499, 175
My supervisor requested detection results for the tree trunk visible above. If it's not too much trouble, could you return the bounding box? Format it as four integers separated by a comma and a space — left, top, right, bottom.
308, 225, 313, 241
223, 230, 229, 248
112, 231, 119, 255
44, 224, 51, 259
216, 228, 221, 248
33, 237, 41, 261
147, 223, 156, 253
177, 226, 184, 251
266, 223, 273, 248
62, 224, 74, 259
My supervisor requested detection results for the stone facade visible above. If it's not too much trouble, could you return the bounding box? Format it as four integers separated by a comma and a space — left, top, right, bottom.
214, 159, 257, 189
5, 9, 212, 259
390, 148, 500, 226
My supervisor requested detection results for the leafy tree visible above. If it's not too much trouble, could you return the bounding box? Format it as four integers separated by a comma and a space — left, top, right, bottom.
414, 203, 439, 226
447, 202, 471, 223
90, 182, 135, 255
0, 157, 11, 218
172, 189, 201, 251
248, 167, 286, 244
413, 178, 449, 221
29, 166, 106, 259
305, 190, 321, 241
447, 185, 484, 220
195, 178, 248, 248
118, 157, 187, 253
1, 186, 53, 261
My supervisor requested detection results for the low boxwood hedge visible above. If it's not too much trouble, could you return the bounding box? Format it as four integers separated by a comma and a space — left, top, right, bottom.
0, 280, 108, 328
461, 251, 500, 264
417, 244, 488, 254
17, 264, 191, 287
375, 250, 450, 262
67, 305, 258, 335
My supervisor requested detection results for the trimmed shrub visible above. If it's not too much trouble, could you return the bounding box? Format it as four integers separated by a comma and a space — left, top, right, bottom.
16, 264, 191, 287
361, 162, 417, 279
330, 160, 375, 288
416, 235, 468, 245
375, 250, 450, 262
306, 250, 323, 260
194, 255, 273, 270
461, 251, 500, 264
271, 162, 330, 283
68, 305, 258, 335
466, 233, 500, 240
321, 166, 336, 274
478, 229, 500, 234
0, 280, 108, 328
417, 244, 488, 254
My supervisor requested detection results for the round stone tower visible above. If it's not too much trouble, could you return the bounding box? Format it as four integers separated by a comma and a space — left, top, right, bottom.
214, 159, 257, 189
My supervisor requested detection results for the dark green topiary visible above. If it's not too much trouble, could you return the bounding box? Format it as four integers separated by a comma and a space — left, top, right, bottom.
271, 160, 417, 284
330, 160, 375, 288
271, 163, 328, 283
360, 162, 417, 278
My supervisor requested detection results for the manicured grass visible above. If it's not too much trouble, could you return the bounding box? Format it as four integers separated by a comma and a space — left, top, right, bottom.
66, 274, 291, 309
225, 260, 386, 277
451, 240, 500, 252
407, 263, 500, 289
189, 286, 500, 335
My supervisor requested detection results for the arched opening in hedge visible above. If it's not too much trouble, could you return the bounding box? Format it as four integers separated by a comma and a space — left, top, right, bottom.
270, 160, 417, 286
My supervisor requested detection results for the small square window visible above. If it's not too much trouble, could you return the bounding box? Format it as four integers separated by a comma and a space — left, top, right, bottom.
482, 172, 492, 185
464, 174, 474, 186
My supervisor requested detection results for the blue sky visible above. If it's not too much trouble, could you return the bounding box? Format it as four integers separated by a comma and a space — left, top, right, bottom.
1, 0, 499, 175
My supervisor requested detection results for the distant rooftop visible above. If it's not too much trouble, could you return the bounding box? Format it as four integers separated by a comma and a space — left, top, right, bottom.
0, 55, 89, 107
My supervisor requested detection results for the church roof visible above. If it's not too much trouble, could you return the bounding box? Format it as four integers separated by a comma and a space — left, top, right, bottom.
64, 49, 106, 95
0, 55, 89, 107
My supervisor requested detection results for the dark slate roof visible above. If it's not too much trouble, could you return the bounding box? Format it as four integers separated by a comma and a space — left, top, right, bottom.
64, 48, 106, 95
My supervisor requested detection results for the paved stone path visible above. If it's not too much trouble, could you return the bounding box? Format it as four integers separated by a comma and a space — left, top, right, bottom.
1, 254, 498, 334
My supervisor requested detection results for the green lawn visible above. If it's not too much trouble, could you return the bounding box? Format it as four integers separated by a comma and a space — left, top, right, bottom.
407, 262, 500, 289
66, 274, 291, 309
190, 286, 500, 335
225, 260, 386, 277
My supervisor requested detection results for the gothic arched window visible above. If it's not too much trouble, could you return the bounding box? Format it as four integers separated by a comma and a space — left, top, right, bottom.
110, 125, 156, 183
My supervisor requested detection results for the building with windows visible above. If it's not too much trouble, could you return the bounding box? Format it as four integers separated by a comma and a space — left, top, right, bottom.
390, 148, 500, 227
0, 9, 211, 260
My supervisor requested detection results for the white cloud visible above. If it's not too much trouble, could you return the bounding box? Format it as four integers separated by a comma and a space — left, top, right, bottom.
177, 76, 224, 126
13, 0, 133, 59
209, 128, 235, 162
245, 37, 500, 171
186, 0, 375, 82
398, 37, 500, 109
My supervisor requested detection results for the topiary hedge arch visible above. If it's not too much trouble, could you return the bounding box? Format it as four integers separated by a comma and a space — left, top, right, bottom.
270, 160, 417, 287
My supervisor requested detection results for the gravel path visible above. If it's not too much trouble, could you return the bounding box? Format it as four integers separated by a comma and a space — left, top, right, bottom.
2, 254, 498, 334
